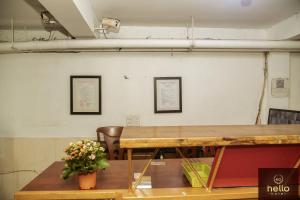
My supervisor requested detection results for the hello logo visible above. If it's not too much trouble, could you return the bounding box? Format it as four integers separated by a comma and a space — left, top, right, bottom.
259, 168, 298, 200
266, 174, 290, 194
273, 174, 283, 185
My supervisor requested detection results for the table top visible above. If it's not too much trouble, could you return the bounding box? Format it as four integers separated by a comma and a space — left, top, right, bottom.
120, 125, 300, 148
22, 159, 212, 191
16, 158, 299, 200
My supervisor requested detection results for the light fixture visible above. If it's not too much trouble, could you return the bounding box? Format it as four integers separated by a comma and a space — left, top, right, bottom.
101, 17, 121, 33
94, 17, 121, 38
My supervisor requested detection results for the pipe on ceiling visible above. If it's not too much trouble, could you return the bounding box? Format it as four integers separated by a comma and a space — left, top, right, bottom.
1, 39, 300, 53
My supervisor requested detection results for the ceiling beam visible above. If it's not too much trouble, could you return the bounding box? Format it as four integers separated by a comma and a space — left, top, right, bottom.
38, 0, 98, 38
267, 12, 300, 40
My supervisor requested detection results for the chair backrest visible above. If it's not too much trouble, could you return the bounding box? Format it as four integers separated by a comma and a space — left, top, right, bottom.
268, 108, 300, 124
96, 126, 124, 160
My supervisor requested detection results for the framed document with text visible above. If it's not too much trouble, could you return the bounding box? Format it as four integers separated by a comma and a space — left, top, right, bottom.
70, 75, 101, 115
154, 77, 182, 113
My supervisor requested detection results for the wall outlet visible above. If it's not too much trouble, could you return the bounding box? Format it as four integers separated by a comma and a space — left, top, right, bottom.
126, 115, 140, 126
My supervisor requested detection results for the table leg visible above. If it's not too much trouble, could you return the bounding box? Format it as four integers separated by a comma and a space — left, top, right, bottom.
128, 148, 133, 190
284, 156, 300, 184
208, 146, 225, 191
132, 148, 160, 190
293, 156, 300, 168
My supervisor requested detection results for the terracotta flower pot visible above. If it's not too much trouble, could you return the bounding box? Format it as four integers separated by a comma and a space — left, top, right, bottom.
78, 171, 97, 190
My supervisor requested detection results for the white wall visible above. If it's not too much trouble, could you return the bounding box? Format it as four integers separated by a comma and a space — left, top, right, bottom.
0, 25, 267, 42
0, 51, 294, 200
267, 52, 290, 109
290, 53, 300, 110
0, 52, 268, 137
0, 137, 87, 200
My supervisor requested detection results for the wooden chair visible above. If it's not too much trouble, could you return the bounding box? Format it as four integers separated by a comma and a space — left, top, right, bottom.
96, 126, 124, 160
181, 146, 216, 158
268, 108, 300, 124
181, 147, 198, 158
202, 146, 216, 157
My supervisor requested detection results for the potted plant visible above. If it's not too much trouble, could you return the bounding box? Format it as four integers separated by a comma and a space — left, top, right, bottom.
61, 139, 109, 189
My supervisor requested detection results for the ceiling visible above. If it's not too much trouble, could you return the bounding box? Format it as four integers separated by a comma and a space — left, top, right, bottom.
91, 0, 300, 28
1, 0, 300, 29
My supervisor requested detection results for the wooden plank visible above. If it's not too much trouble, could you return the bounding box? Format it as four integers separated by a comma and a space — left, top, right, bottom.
293, 156, 300, 168
15, 187, 259, 200
15, 190, 123, 200
208, 146, 225, 191
128, 149, 133, 190
120, 125, 300, 148
16, 186, 300, 200
123, 187, 259, 200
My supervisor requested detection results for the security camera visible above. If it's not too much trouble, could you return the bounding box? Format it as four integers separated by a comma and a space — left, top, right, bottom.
101, 18, 120, 33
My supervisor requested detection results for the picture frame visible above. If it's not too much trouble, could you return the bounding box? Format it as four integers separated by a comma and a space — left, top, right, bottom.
154, 77, 182, 113
70, 75, 101, 115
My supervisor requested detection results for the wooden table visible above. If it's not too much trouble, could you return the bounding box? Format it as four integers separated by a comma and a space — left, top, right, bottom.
16, 159, 263, 200
120, 125, 300, 190
120, 125, 300, 148
16, 125, 300, 199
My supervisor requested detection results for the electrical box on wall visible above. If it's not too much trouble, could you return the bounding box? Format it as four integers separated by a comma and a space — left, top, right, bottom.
126, 115, 140, 126
271, 78, 289, 98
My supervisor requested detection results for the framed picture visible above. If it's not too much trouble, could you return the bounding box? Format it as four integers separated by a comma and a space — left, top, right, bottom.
70, 75, 101, 115
154, 77, 182, 113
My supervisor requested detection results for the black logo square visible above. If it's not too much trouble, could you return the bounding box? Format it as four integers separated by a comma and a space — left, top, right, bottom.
259, 168, 298, 200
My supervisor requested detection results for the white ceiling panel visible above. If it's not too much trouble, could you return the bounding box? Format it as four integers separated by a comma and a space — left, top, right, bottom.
0, 0, 43, 29
0, 0, 300, 29
90, 0, 300, 28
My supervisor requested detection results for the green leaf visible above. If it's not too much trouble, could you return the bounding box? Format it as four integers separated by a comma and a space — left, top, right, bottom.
97, 159, 109, 169
61, 168, 72, 180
